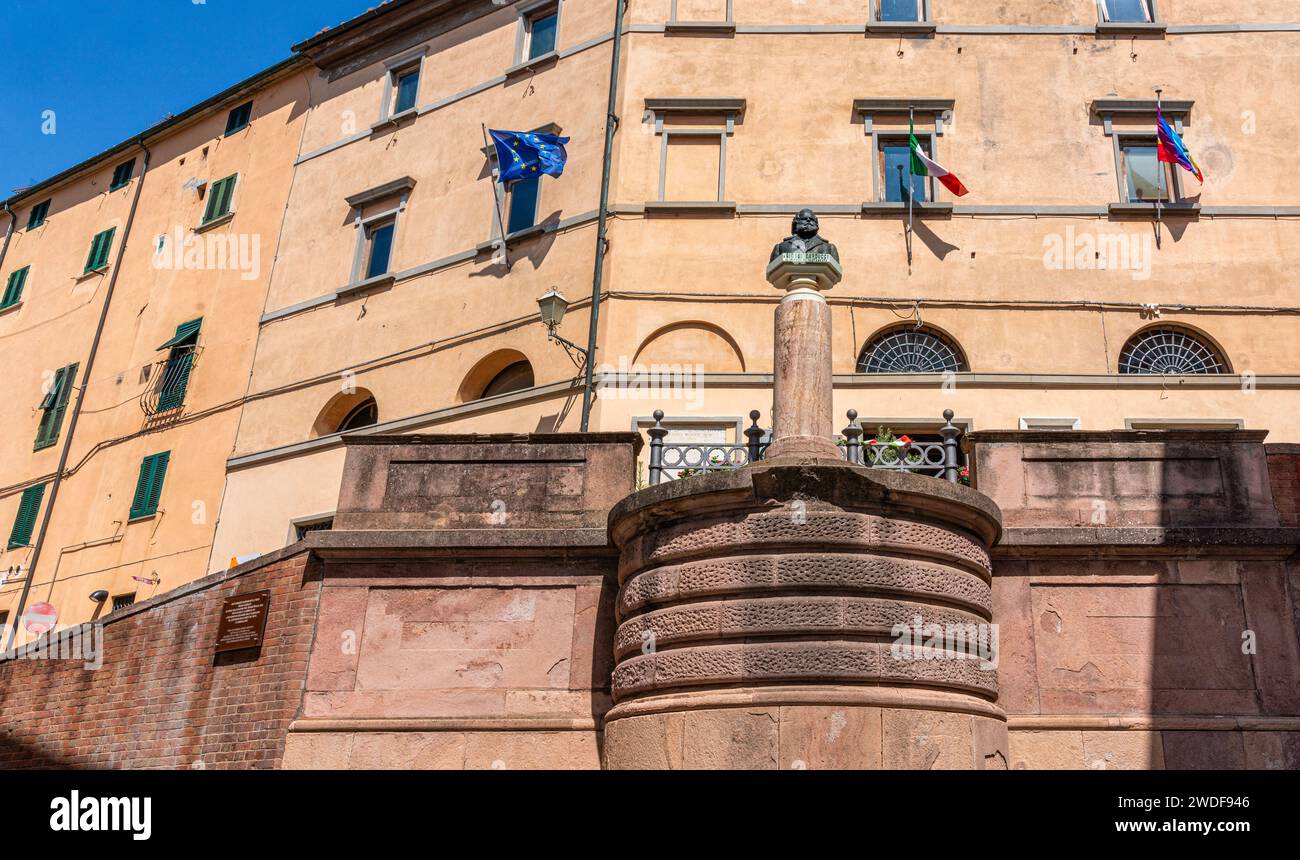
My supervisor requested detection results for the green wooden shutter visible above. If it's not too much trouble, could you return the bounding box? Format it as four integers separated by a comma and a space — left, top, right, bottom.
85, 228, 115, 272
1, 267, 28, 309
202, 176, 237, 224
7, 484, 46, 549
33, 363, 76, 451
156, 350, 195, 412
129, 452, 170, 520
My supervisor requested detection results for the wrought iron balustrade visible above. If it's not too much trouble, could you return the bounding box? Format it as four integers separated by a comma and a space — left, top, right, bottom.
140, 345, 201, 418
647, 408, 965, 485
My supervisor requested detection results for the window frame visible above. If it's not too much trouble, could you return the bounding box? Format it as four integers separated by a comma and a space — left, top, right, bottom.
128, 451, 171, 522
200, 173, 240, 226
26, 200, 50, 230
877, 134, 933, 203
377, 47, 428, 124
667, 0, 733, 26
111, 593, 137, 611
344, 177, 416, 290
109, 159, 135, 192
484, 125, 563, 240
1098, 0, 1157, 24
7, 484, 46, 550
224, 101, 253, 136
1115, 135, 1179, 203
873, 0, 929, 24
34, 362, 78, 451
2, 266, 30, 310
644, 99, 745, 206
515, 0, 563, 66
84, 227, 116, 274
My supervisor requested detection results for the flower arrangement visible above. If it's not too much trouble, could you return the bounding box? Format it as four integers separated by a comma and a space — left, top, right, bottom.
958, 466, 971, 486
866, 426, 924, 468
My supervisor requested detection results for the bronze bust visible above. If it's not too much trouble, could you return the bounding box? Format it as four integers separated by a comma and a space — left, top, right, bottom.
769, 208, 840, 264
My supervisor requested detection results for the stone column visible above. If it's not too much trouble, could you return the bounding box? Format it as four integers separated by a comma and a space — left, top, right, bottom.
763, 254, 842, 461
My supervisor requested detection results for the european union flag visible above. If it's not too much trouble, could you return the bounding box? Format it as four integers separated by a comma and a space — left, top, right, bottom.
489, 129, 570, 183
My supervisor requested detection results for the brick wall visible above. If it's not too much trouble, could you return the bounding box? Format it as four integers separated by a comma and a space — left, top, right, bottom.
1266, 444, 1300, 528
0, 548, 320, 769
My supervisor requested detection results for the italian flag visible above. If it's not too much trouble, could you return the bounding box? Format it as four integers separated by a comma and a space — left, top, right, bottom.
910, 123, 969, 197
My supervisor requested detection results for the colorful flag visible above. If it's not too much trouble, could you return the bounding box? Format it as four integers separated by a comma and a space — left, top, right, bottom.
909, 120, 969, 197
1156, 109, 1203, 184
488, 129, 570, 183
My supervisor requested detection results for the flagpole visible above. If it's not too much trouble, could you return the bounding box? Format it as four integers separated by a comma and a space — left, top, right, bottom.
907, 104, 915, 274
1154, 88, 1163, 250
481, 123, 512, 269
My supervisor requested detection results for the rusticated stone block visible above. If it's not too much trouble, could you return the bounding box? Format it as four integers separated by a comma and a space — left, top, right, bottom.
778, 706, 882, 770
1162, 731, 1246, 769
880, 709, 976, 770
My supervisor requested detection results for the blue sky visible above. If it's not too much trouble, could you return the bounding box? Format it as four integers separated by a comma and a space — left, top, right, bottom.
0, 0, 373, 197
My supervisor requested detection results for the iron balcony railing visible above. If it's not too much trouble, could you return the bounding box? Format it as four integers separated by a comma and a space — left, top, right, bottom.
647, 409, 965, 485
140, 345, 201, 418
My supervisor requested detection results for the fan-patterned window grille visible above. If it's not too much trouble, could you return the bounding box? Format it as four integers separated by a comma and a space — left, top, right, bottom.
857, 326, 968, 374
1118, 326, 1227, 375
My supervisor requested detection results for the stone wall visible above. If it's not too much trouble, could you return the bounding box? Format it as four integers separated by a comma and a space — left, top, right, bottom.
280, 433, 639, 769
973, 430, 1300, 770
1266, 444, 1300, 529
0, 549, 320, 769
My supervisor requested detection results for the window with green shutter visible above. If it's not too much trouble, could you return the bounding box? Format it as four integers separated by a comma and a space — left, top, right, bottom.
201, 175, 238, 225
34, 362, 77, 451
109, 159, 135, 191
129, 452, 170, 520
1, 267, 29, 309
155, 318, 202, 412
7, 484, 46, 549
27, 200, 50, 230
84, 228, 115, 273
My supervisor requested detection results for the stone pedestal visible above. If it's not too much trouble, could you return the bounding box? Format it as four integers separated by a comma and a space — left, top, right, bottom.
764, 254, 842, 461
602, 463, 1007, 769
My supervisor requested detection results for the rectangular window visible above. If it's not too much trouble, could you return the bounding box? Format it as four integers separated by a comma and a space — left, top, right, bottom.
365, 221, 395, 279
84, 228, 116, 273
1120, 140, 1170, 201
7, 484, 46, 549
34, 363, 78, 451
155, 318, 202, 412
1103, 0, 1153, 22
129, 451, 170, 521
110, 159, 135, 191
225, 101, 253, 135
202, 174, 238, 224
879, 138, 928, 203
526, 9, 559, 60
393, 68, 420, 114
294, 517, 335, 542
27, 200, 50, 229
878, 0, 920, 22
2, 266, 29, 309
112, 593, 136, 611
506, 178, 541, 234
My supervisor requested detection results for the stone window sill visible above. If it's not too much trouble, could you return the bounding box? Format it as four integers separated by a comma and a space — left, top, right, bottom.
865, 21, 937, 36
475, 222, 549, 253
505, 50, 559, 79
337, 272, 396, 299
1108, 201, 1200, 218
861, 201, 953, 218
127, 514, 158, 525
77, 266, 109, 282
1096, 22, 1167, 36
664, 21, 736, 36
0, 300, 22, 316
194, 212, 235, 234
370, 108, 418, 133
643, 200, 737, 216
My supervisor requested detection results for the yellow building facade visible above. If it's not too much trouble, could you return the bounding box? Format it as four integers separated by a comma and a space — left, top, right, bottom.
2, 0, 1298, 641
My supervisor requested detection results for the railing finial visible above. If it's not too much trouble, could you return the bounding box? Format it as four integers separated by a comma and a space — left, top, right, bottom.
842, 409, 863, 465
939, 410, 961, 483
745, 410, 765, 464
648, 410, 669, 485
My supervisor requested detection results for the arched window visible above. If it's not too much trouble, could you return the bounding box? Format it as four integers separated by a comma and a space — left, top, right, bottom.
857, 325, 968, 373
1118, 326, 1228, 374
338, 397, 378, 431
312, 388, 378, 438
481, 361, 535, 399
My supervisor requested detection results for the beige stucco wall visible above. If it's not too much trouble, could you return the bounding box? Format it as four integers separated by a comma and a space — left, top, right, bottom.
4, 1, 1298, 638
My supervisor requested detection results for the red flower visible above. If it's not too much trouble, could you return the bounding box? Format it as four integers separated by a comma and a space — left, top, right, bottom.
898, 435, 913, 445
867, 439, 878, 445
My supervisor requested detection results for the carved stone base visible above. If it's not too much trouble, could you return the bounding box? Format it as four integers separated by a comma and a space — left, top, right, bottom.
604, 460, 1005, 769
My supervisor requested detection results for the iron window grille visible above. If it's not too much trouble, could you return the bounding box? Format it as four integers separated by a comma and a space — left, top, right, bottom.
857, 326, 968, 373
1118, 326, 1228, 375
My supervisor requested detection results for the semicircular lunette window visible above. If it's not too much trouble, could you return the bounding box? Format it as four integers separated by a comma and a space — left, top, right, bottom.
338, 397, 378, 432
857, 327, 968, 373
1118, 327, 1228, 375
480, 360, 535, 399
